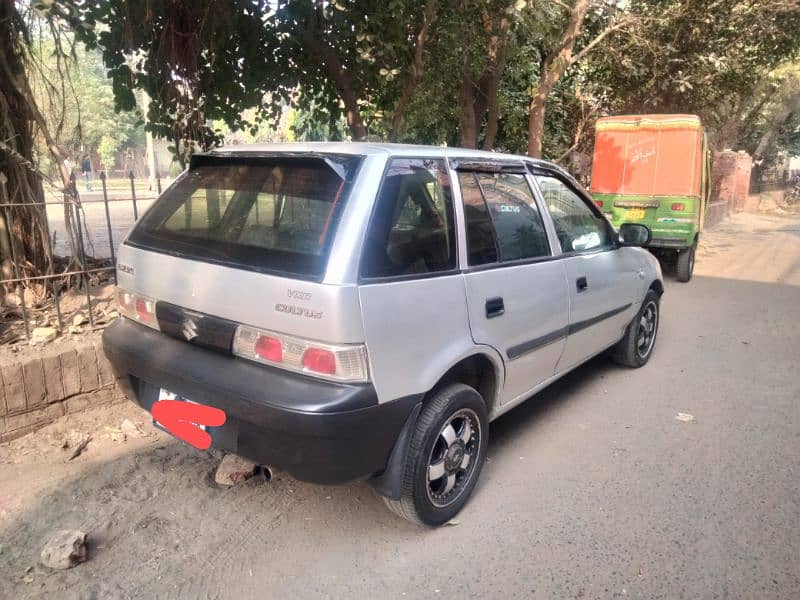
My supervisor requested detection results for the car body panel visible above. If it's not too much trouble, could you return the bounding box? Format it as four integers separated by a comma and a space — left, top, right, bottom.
115, 243, 367, 344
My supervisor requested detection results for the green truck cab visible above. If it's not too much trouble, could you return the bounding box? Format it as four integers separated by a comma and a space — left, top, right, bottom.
590, 114, 711, 282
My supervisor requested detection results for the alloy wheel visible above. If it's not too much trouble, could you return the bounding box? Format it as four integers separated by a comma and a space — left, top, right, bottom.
636, 300, 658, 359
426, 408, 481, 508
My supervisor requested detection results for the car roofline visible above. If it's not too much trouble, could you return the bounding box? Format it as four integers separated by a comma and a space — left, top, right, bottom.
205, 141, 553, 168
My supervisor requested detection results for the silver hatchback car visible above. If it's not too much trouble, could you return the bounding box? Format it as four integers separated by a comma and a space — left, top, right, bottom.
103, 143, 663, 526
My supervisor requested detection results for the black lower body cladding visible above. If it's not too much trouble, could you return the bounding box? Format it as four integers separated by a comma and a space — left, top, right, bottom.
102, 318, 420, 485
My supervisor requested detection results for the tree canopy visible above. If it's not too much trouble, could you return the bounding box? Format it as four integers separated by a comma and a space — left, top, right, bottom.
23, 0, 800, 169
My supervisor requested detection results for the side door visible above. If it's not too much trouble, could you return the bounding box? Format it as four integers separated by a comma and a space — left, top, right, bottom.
357, 157, 474, 403
530, 167, 641, 372
455, 164, 570, 407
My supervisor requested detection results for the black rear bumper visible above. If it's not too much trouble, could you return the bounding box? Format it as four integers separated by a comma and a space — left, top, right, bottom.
102, 318, 420, 485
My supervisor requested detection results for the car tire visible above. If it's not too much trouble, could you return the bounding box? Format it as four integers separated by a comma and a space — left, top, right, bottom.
383, 383, 488, 527
611, 289, 660, 368
675, 244, 695, 282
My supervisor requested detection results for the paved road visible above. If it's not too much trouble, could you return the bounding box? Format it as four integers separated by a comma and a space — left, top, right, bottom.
1, 210, 798, 599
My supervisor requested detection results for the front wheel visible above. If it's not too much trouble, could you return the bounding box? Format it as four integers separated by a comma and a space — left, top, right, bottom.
383, 383, 488, 526
676, 245, 695, 282
611, 289, 660, 368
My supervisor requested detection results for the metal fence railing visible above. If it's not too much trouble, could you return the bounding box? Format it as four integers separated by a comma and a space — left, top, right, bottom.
0, 170, 163, 343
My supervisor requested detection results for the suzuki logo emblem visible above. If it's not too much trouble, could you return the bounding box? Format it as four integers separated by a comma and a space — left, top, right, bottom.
181, 315, 199, 341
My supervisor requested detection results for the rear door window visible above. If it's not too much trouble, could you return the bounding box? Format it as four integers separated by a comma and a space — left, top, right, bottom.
458, 171, 551, 265
128, 156, 360, 280
360, 158, 456, 279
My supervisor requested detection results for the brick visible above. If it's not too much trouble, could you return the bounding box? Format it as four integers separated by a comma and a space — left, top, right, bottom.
60, 349, 80, 397
65, 388, 114, 414
95, 345, 115, 387
42, 354, 64, 403
2, 364, 26, 413
23, 358, 46, 408
5, 402, 64, 433
64, 395, 91, 414
77, 347, 99, 393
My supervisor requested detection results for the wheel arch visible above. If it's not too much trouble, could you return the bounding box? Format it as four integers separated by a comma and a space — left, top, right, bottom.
428, 351, 502, 414
370, 350, 502, 500
649, 279, 664, 297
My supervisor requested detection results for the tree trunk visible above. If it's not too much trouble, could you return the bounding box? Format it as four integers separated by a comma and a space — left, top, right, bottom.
459, 77, 478, 148
458, 7, 511, 150
389, 0, 436, 140
526, 0, 612, 158
753, 88, 800, 162
527, 77, 553, 159
480, 14, 510, 150
302, 7, 368, 141
0, 0, 54, 292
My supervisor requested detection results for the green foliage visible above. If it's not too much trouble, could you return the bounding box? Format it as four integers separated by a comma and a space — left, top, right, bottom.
60, 0, 287, 165
28, 41, 143, 172
591, 0, 800, 137
39, 0, 800, 169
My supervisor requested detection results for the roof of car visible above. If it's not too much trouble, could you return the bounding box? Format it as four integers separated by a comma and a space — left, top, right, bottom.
207, 142, 552, 167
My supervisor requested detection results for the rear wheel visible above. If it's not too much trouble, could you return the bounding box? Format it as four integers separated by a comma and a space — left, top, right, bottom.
383, 383, 488, 526
676, 244, 695, 282
611, 289, 660, 368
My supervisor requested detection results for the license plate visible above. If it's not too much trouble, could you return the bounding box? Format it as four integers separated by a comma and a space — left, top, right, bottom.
155, 389, 205, 430
626, 208, 646, 220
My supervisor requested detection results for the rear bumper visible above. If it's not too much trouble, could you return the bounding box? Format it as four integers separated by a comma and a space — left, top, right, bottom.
648, 236, 694, 249
102, 318, 420, 484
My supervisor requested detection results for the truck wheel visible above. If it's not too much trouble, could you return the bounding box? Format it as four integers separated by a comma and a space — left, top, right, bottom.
611, 289, 660, 368
676, 245, 695, 282
383, 383, 488, 526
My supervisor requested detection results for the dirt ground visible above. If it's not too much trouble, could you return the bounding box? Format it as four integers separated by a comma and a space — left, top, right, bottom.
1, 207, 798, 599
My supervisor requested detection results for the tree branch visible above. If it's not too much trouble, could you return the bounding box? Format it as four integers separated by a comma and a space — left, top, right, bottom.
389, 0, 436, 140
570, 16, 633, 66
300, 5, 368, 140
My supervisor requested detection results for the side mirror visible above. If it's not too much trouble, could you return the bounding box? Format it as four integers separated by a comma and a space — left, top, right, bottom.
618, 223, 651, 247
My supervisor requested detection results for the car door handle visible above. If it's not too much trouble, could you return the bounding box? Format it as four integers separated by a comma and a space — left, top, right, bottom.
485, 297, 505, 318
576, 276, 588, 293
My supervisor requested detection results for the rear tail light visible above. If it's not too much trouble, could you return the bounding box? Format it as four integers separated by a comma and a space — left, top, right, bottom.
671, 203, 685, 211
233, 325, 369, 383
302, 347, 337, 375
254, 335, 283, 363
594, 200, 603, 208
116, 287, 159, 330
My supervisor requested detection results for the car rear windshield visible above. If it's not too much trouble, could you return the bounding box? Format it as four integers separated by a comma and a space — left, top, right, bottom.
127, 155, 361, 280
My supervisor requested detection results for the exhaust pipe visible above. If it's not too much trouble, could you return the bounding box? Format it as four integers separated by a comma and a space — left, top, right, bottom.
257, 465, 273, 482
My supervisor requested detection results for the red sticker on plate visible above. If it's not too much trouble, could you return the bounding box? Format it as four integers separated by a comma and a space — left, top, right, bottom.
151, 399, 226, 450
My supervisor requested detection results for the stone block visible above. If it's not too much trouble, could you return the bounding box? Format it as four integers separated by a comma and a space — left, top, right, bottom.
42, 354, 65, 403
23, 359, 46, 408
2, 364, 26, 413
5, 403, 64, 432
95, 345, 115, 387
77, 347, 99, 392
60, 350, 80, 398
